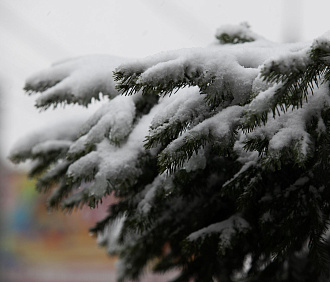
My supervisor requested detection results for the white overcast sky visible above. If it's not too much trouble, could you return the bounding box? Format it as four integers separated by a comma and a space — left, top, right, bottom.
1, 0, 330, 167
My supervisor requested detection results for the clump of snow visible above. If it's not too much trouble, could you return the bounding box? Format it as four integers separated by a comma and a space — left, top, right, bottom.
251, 73, 272, 97
150, 86, 203, 129
246, 82, 330, 161
247, 84, 279, 114
84, 95, 135, 145
311, 31, 330, 54
215, 23, 264, 44
187, 215, 250, 248
67, 135, 88, 157
26, 55, 128, 107
136, 174, 174, 214
184, 149, 207, 172
262, 48, 311, 78
115, 49, 188, 78
31, 140, 72, 155
162, 105, 243, 159
260, 211, 273, 223
10, 119, 84, 162
223, 134, 259, 188
137, 176, 164, 214
97, 215, 126, 254
67, 151, 100, 182
294, 176, 309, 187
38, 160, 69, 184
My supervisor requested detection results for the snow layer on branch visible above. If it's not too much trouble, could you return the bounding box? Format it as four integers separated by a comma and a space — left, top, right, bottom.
187, 215, 250, 247
67, 135, 88, 157
115, 49, 188, 78
222, 132, 260, 188
262, 48, 311, 78
184, 148, 207, 172
150, 86, 203, 128
246, 47, 312, 113
97, 215, 126, 255
31, 140, 72, 155
116, 27, 302, 82
10, 119, 84, 162
156, 104, 244, 173
67, 151, 100, 182
84, 95, 135, 145
142, 49, 258, 100
248, 84, 279, 114
25, 55, 127, 108
63, 99, 171, 205
131, 47, 259, 105
115, 34, 310, 119
247, 83, 330, 158
38, 160, 70, 185
67, 96, 136, 160
135, 48, 218, 85
98, 100, 168, 176
137, 176, 163, 214
146, 87, 211, 149
163, 105, 243, 154
137, 174, 173, 214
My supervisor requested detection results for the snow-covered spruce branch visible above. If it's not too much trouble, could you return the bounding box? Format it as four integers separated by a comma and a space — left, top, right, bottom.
24, 55, 126, 108
10, 24, 330, 281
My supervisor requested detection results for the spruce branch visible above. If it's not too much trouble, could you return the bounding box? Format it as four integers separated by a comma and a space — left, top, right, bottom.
11, 25, 330, 282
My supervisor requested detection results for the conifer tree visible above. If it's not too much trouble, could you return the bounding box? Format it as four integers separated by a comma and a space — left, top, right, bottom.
10, 24, 330, 281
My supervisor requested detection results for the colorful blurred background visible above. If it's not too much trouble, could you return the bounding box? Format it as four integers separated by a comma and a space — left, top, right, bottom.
0, 164, 119, 282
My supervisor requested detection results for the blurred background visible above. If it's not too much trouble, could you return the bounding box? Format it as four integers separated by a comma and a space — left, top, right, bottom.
1, 0, 330, 281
